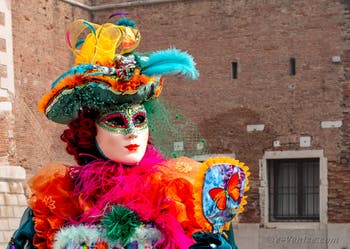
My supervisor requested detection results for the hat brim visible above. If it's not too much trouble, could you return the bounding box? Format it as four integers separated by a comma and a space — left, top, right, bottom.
45, 80, 161, 124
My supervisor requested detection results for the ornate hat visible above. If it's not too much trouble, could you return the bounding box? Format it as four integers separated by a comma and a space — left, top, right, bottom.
38, 18, 199, 124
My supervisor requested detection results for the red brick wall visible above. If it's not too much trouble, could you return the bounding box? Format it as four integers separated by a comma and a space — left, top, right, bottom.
12, 0, 89, 178
330, 0, 350, 223
11, 0, 350, 222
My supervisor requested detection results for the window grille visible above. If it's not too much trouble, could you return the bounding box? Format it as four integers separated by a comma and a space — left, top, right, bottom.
268, 158, 319, 222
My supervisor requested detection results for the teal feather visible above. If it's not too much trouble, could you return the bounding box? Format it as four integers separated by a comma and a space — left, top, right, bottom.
82, 20, 96, 36
75, 39, 85, 48
116, 17, 136, 28
51, 64, 94, 88
141, 48, 199, 80
101, 205, 141, 246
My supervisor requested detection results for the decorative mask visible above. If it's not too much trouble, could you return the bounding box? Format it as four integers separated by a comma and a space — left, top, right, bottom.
95, 104, 149, 165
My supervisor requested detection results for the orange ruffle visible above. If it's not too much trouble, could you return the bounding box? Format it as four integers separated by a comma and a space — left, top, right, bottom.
160, 157, 206, 235
28, 163, 83, 249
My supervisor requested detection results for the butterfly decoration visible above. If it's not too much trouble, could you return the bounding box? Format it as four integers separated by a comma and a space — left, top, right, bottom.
208, 173, 241, 210
198, 158, 249, 233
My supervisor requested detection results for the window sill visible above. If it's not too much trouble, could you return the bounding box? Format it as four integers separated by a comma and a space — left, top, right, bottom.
263, 222, 323, 230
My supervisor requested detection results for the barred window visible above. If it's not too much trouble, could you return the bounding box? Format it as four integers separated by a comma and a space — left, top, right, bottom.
268, 158, 319, 222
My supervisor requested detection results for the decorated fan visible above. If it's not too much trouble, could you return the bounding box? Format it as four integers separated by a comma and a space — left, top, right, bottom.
194, 157, 250, 233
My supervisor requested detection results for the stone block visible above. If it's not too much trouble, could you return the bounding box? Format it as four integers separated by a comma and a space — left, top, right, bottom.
8, 182, 24, 194
2, 231, 12, 243
234, 223, 260, 249
0, 12, 4, 26
0, 219, 9, 230
327, 223, 350, 249
0, 166, 25, 180
320, 121, 342, 128
3, 194, 17, 205
0, 101, 12, 112
0, 181, 9, 193
246, 124, 265, 132
0, 206, 13, 217
13, 206, 26, 218
16, 194, 27, 206
8, 218, 20, 230
0, 38, 5, 52
0, 64, 7, 78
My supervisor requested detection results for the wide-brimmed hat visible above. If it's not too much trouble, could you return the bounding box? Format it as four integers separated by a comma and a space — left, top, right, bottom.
38, 18, 199, 124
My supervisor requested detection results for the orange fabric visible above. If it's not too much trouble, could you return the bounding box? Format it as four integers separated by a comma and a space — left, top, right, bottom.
160, 157, 205, 235
28, 163, 83, 249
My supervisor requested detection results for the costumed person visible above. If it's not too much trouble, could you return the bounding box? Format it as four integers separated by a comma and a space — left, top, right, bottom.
8, 16, 250, 249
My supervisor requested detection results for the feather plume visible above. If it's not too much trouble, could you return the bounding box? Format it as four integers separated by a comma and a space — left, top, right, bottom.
53, 225, 102, 249
140, 48, 199, 80
66, 30, 72, 49
116, 17, 136, 28
75, 39, 85, 49
109, 12, 128, 20
101, 205, 141, 246
51, 64, 94, 88
82, 20, 96, 36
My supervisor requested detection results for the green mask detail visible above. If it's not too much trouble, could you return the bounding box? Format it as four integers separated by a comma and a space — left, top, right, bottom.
97, 104, 148, 135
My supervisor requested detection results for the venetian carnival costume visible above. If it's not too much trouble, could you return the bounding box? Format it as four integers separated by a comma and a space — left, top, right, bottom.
8, 17, 250, 249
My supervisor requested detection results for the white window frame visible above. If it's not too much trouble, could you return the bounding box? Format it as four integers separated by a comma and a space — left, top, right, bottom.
260, 150, 327, 229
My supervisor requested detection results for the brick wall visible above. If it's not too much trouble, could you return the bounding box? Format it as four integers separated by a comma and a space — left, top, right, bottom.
11, 0, 89, 177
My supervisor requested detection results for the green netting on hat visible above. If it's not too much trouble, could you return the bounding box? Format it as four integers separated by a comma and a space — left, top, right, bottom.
144, 98, 210, 158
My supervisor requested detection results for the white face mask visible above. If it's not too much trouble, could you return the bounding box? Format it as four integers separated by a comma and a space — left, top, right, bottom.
95, 104, 149, 165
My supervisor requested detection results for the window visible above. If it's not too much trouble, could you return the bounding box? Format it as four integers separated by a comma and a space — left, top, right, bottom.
289, 57, 296, 75
268, 158, 319, 222
232, 62, 238, 79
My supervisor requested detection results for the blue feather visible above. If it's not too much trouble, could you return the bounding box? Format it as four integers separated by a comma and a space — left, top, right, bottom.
140, 48, 199, 80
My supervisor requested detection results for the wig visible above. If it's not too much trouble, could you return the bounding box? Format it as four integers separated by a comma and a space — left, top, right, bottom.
60, 108, 101, 165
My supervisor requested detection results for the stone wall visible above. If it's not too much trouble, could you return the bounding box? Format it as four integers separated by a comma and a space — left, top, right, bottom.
0, 1, 27, 247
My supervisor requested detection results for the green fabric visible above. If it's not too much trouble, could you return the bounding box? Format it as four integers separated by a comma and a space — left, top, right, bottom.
144, 98, 210, 158
7, 208, 36, 249
46, 80, 161, 124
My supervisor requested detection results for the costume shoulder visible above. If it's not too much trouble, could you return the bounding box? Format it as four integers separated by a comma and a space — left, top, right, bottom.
161, 157, 250, 233
28, 163, 83, 249
161, 157, 202, 184
28, 163, 69, 194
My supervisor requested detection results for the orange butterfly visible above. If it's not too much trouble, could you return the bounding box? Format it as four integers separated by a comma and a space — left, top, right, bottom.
209, 173, 241, 210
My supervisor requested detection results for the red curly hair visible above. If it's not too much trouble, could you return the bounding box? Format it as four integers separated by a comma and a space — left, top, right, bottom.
61, 109, 102, 165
